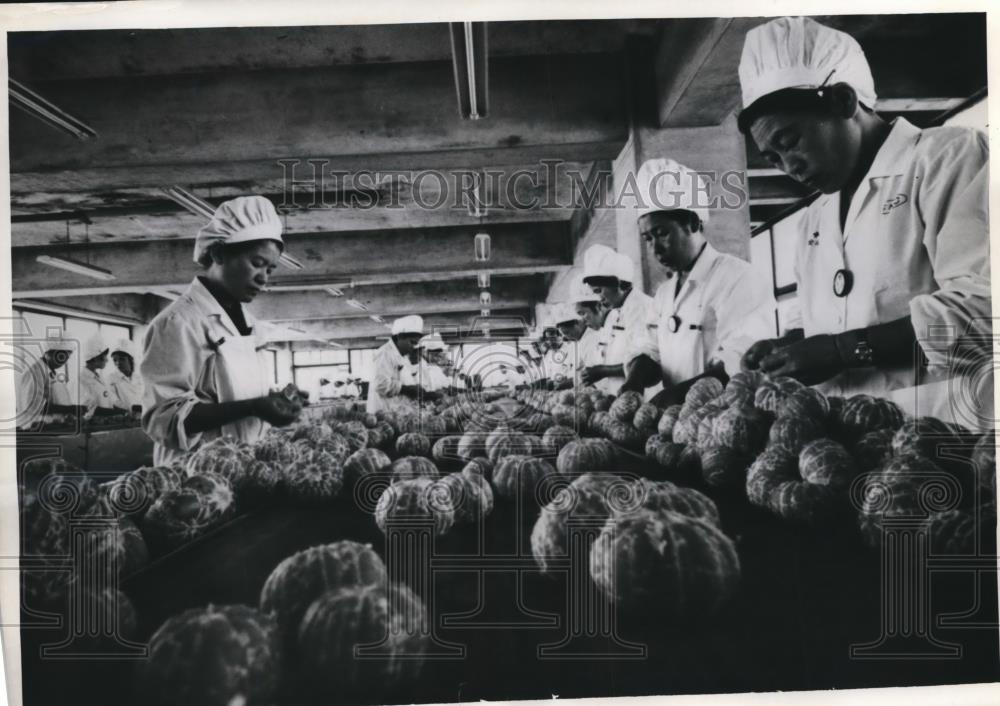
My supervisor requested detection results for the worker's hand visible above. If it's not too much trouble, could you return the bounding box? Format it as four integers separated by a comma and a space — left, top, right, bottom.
741, 338, 780, 371
758, 334, 844, 385
255, 390, 302, 427
580, 366, 607, 385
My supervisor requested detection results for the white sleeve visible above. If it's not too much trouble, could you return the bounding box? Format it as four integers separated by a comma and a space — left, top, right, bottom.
373, 347, 402, 397
140, 313, 209, 454
909, 129, 992, 367
714, 262, 778, 375
624, 296, 661, 370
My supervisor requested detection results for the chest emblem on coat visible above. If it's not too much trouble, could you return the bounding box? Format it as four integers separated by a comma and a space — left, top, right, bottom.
881, 193, 909, 215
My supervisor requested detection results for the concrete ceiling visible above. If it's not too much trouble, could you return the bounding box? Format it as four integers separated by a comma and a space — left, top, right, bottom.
8, 15, 986, 344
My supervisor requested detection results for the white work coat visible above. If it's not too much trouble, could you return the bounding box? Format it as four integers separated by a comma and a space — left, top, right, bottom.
651, 244, 776, 386
141, 277, 272, 466
15, 359, 74, 428
416, 358, 450, 392
367, 340, 411, 415
108, 369, 145, 410
784, 118, 991, 400
79, 368, 117, 419
594, 289, 659, 395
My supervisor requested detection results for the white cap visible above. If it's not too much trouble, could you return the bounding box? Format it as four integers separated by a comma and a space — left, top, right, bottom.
636, 158, 711, 224
570, 274, 601, 305
739, 16, 877, 111
417, 333, 446, 351
111, 338, 136, 358
83, 333, 109, 361
391, 315, 424, 336
193, 196, 284, 263
552, 302, 581, 326
582, 245, 634, 285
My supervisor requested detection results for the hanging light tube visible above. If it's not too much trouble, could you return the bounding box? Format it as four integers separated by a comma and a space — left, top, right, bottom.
36, 255, 115, 281
9, 79, 97, 140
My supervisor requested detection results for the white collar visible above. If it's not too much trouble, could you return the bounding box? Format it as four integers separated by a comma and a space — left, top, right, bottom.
861, 117, 921, 180
183, 277, 257, 338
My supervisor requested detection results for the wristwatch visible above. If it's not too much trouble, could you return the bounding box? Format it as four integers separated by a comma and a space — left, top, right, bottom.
851, 329, 874, 367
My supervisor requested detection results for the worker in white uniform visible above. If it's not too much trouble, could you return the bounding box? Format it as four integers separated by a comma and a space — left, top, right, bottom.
570, 274, 608, 376
628, 158, 776, 406
540, 319, 574, 390
79, 334, 121, 420
15, 334, 77, 428
736, 17, 991, 414
551, 302, 589, 389
415, 333, 452, 393
141, 196, 303, 466
367, 315, 439, 414
345, 377, 362, 399
580, 245, 660, 395
107, 338, 145, 414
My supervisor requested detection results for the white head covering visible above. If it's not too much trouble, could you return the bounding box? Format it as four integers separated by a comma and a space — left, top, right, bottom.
83, 333, 109, 361
582, 245, 634, 285
193, 196, 284, 263
739, 16, 877, 111
111, 338, 137, 359
570, 274, 602, 305
391, 315, 424, 336
552, 302, 581, 326
635, 158, 711, 224
417, 333, 446, 351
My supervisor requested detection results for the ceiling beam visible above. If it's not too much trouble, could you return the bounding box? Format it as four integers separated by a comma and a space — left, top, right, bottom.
279, 308, 533, 341
10, 54, 627, 175
247, 276, 542, 322
12, 221, 571, 297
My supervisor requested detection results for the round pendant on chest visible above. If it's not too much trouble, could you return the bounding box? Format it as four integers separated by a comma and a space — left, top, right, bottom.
667, 315, 682, 333
833, 268, 854, 298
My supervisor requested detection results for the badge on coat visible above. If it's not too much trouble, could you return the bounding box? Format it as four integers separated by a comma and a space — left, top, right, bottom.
881, 193, 908, 215
833, 269, 854, 297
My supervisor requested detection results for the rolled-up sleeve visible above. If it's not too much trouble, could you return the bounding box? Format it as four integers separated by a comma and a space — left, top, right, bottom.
910, 129, 992, 367
714, 262, 777, 375
140, 313, 208, 454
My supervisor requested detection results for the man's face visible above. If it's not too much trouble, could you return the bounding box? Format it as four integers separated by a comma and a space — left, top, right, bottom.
639, 212, 693, 271
543, 329, 562, 350
749, 109, 860, 194
395, 333, 421, 356
557, 321, 585, 342
576, 303, 605, 331
112, 352, 134, 378
592, 283, 626, 309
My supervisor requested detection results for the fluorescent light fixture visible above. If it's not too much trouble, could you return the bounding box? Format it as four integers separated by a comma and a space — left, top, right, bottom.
36, 255, 115, 281
474, 232, 491, 262
161, 186, 215, 219
481, 309, 491, 317
9, 79, 97, 140
479, 291, 491, 306
324, 286, 344, 297
449, 22, 489, 120
326, 341, 345, 349
477, 272, 490, 288
287, 326, 306, 334
369, 315, 385, 324
346, 298, 368, 312
279, 253, 304, 270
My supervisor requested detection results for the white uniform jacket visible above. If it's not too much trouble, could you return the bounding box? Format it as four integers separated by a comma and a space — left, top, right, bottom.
651, 244, 776, 386
784, 118, 991, 398
108, 369, 145, 410
594, 289, 659, 394
141, 277, 272, 466
367, 340, 410, 415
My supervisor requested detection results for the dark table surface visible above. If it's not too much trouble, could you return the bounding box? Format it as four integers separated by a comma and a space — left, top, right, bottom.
19, 450, 1000, 705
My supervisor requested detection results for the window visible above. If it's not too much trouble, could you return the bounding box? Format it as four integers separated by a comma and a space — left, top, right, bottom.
293, 349, 348, 367
100, 323, 132, 344
349, 349, 376, 381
